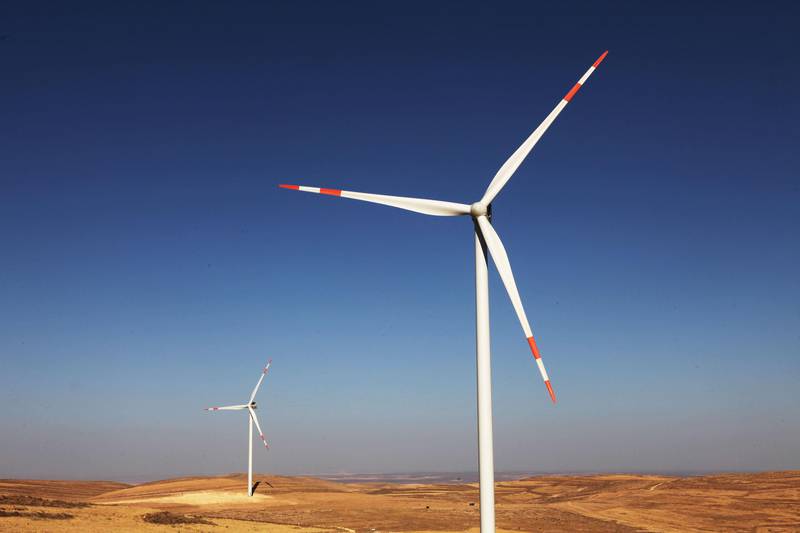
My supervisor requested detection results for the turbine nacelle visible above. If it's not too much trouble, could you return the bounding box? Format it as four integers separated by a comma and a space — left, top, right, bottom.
470, 202, 489, 218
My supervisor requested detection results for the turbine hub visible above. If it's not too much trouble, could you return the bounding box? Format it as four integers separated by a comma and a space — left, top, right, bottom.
470, 202, 488, 217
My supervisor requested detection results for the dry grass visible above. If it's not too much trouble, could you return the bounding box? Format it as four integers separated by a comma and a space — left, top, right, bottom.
141, 511, 215, 525
0, 494, 89, 508
0, 509, 74, 520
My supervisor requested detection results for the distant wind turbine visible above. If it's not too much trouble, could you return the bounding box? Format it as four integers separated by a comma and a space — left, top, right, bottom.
204, 360, 272, 496
280, 51, 607, 531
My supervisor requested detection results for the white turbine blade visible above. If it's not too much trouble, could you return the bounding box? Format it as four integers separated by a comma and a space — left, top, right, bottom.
279, 184, 470, 217
249, 359, 272, 403
248, 407, 269, 449
481, 51, 608, 205
475, 216, 556, 403
204, 404, 249, 411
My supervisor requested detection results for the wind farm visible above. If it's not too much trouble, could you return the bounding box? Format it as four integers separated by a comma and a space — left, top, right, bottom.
3, 3, 799, 533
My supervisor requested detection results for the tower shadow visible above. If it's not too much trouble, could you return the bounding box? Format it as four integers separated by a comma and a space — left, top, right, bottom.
251, 479, 273, 495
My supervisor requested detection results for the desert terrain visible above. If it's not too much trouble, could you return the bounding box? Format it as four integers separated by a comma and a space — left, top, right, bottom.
1, 471, 798, 532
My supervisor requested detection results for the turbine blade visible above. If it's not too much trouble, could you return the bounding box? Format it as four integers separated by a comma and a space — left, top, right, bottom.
481, 51, 608, 205
204, 404, 249, 411
249, 359, 271, 403
279, 184, 471, 217
248, 407, 269, 449
475, 216, 556, 403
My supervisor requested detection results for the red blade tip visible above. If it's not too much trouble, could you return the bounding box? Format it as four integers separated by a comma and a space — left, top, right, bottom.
545, 381, 557, 404
279, 184, 299, 190
593, 51, 608, 68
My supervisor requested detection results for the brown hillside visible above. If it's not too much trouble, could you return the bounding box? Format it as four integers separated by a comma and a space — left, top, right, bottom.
0, 471, 798, 532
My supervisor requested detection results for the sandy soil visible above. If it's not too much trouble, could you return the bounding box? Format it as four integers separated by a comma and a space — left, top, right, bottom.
1, 471, 798, 532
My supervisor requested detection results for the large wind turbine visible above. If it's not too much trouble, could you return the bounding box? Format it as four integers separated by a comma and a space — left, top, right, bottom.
204, 360, 272, 496
280, 51, 607, 531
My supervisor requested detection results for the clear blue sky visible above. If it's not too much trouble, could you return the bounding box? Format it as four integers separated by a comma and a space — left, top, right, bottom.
1, 3, 798, 481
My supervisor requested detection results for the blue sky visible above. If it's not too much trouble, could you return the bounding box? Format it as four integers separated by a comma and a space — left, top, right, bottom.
1, 3, 798, 481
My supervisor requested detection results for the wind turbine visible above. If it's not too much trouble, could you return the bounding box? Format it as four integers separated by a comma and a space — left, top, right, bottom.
280, 51, 607, 531
204, 360, 272, 496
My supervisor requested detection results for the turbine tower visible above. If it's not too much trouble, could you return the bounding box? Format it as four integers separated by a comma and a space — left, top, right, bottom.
205, 360, 272, 496
280, 51, 607, 531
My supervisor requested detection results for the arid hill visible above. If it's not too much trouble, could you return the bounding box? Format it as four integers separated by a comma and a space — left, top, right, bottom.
0, 479, 128, 501
1, 471, 798, 532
